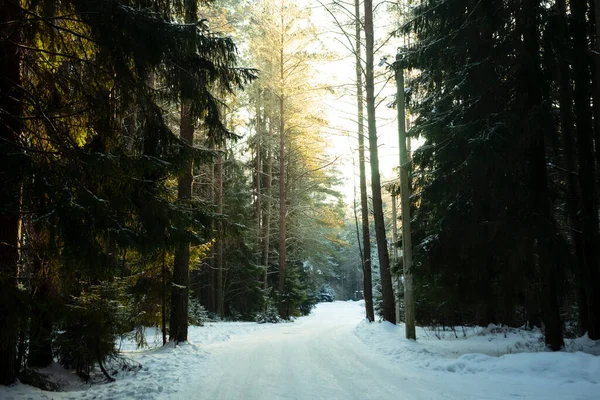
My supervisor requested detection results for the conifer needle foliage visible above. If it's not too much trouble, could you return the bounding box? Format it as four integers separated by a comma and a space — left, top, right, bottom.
1, 0, 254, 384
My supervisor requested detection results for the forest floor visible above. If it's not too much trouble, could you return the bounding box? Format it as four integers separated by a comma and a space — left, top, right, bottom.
2, 301, 599, 399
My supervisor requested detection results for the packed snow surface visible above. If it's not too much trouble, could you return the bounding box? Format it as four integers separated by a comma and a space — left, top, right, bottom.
2, 301, 598, 399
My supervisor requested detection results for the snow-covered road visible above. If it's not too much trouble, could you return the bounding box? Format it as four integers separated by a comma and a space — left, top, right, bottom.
189, 304, 413, 400
180, 302, 596, 400
2, 301, 598, 399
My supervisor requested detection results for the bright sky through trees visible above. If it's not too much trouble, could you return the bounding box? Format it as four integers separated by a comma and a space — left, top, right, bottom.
304, 0, 405, 200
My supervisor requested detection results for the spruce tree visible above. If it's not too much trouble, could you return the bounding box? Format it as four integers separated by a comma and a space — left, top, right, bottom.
404, 0, 570, 347
0, 0, 253, 383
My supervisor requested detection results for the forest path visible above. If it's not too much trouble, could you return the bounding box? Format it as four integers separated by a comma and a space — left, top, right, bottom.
1, 301, 594, 399
181, 302, 498, 400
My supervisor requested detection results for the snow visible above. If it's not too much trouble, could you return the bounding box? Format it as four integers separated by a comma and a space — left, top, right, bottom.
0, 323, 272, 400
1, 301, 598, 399
355, 317, 600, 394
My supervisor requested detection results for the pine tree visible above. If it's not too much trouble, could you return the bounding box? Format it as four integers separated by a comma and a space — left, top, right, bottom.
247, 0, 339, 318
364, 0, 396, 324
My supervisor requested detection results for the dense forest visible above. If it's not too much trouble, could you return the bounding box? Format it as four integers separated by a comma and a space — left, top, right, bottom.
1, 0, 599, 389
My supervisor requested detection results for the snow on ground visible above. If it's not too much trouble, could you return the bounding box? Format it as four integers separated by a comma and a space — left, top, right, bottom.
355, 310, 600, 391
0, 322, 273, 400
1, 300, 599, 399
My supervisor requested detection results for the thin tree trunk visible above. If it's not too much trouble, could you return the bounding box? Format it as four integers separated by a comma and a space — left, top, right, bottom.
591, 0, 600, 171
355, 0, 375, 323
170, 96, 193, 343
262, 110, 273, 291
572, 0, 600, 340
0, 0, 23, 384
364, 0, 396, 323
353, 189, 364, 284
255, 91, 263, 272
555, 0, 588, 335
391, 193, 400, 323
396, 61, 415, 338
216, 152, 224, 319
278, 93, 287, 317
162, 254, 167, 346
278, 9, 288, 318
209, 157, 216, 313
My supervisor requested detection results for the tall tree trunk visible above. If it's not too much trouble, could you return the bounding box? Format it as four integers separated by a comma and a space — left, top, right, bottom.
0, 0, 23, 385
209, 157, 217, 313
590, 0, 600, 170
170, 1, 197, 343
391, 193, 400, 322
278, 93, 287, 318
216, 151, 224, 319
355, 0, 375, 323
522, 0, 563, 349
572, 0, 600, 340
255, 91, 263, 272
555, 0, 588, 335
396, 60, 415, 338
278, 12, 288, 318
262, 110, 273, 291
364, 0, 396, 323
170, 97, 192, 343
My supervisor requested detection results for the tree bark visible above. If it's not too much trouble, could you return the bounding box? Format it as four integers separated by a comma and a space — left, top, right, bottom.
364, 0, 396, 323
209, 158, 216, 313
572, 0, 600, 340
522, 0, 563, 350
555, 0, 588, 335
216, 151, 224, 319
170, 97, 192, 342
278, 12, 288, 318
590, 0, 600, 171
262, 109, 273, 291
170, 0, 200, 343
255, 90, 263, 273
396, 60, 415, 338
0, 0, 23, 385
355, 0, 375, 323
278, 92, 287, 318
391, 193, 400, 322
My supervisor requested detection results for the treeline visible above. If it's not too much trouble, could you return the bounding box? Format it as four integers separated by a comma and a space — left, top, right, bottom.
245, 0, 347, 319
402, 0, 600, 350
0, 0, 345, 387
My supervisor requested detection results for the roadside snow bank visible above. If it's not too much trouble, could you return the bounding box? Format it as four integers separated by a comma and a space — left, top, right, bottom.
355, 318, 600, 387
0, 321, 270, 400
0, 341, 207, 400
